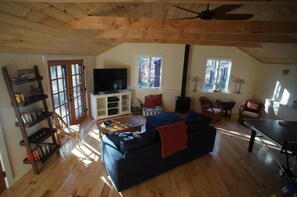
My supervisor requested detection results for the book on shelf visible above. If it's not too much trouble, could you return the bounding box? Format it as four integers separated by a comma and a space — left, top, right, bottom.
25, 144, 55, 161
32, 151, 38, 161
15, 92, 25, 104
25, 151, 30, 161
20, 109, 44, 124
36, 148, 44, 160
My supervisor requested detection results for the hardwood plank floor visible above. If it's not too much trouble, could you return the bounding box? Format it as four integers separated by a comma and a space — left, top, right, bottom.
0, 115, 291, 197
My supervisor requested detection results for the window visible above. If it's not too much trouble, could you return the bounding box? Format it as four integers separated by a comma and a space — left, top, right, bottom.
203, 58, 232, 92
137, 56, 162, 89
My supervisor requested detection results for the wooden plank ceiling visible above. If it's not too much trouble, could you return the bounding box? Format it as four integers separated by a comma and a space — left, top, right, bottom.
0, 0, 296, 64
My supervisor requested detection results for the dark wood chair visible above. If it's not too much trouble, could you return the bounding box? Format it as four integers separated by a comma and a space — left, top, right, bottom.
238, 99, 265, 124
199, 96, 223, 122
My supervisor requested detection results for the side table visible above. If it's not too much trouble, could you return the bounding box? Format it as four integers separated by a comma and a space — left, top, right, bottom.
216, 99, 236, 118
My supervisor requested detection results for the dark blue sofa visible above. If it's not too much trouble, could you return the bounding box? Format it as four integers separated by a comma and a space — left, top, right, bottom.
100, 112, 217, 191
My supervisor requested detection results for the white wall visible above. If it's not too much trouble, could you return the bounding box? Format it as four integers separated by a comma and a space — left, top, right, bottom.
0, 53, 95, 182
96, 43, 262, 113
255, 63, 297, 119
96, 43, 185, 111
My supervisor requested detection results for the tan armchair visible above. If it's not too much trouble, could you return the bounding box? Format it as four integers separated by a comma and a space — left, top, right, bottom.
238, 99, 265, 124
199, 96, 223, 122
52, 113, 81, 142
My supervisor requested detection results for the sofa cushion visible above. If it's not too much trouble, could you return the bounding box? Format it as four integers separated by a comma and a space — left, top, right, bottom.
146, 112, 183, 129
184, 110, 203, 122
105, 132, 133, 148
120, 130, 156, 153
242, 110, 259, 118
246, 100, 262, 112
186, 116, 211, 131
184, 110, 211, 131
206, 108, 222, 113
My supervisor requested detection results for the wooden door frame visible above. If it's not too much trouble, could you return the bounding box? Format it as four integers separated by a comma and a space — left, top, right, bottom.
0, 123, 13, 188
47, 59, 87, 125
0, 161, 6, 193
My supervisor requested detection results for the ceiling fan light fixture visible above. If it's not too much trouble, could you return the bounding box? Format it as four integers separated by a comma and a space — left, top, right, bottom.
173, 4, 253, 20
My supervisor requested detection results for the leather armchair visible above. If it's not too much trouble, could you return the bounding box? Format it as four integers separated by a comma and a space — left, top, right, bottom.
238, 99, 264, 124
199, 96, 223, 122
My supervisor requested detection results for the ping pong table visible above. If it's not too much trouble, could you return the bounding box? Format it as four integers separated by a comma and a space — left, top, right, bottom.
245, 119, 297, 177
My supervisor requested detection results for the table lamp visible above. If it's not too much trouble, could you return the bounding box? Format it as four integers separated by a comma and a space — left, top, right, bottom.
192, 76, 201, 92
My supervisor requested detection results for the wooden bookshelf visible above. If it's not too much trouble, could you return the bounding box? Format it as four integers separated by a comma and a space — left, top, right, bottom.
2, 65, 59, 175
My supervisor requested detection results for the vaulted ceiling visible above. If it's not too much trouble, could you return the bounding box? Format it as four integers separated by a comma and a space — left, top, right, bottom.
0, 0, 297, 64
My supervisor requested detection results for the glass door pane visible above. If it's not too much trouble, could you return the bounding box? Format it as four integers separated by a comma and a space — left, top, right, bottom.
71, 63, 86, 121
48, 60, 87, 125
49, 63, 71, 124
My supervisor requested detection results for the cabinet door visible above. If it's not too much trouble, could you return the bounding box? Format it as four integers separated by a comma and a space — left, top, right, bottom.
121, 94, 130, 113
96, 97, 107, 118
48, 60, 87, 125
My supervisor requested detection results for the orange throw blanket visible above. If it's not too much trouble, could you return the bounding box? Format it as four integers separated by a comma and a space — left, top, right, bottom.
157, 122, 188, 158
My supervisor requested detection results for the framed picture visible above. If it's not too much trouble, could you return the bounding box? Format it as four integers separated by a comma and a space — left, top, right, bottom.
18, 69, 35, 79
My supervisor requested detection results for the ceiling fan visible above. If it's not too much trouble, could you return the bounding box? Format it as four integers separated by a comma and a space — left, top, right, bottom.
173, 4, 253, 20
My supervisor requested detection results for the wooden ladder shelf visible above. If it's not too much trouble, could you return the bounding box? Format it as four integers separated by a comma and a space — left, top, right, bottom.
2, 65, 60, 175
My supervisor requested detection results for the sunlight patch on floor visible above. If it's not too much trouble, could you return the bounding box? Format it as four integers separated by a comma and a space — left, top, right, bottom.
258, 145, 274, 164
217, 127, 280, 151
81, 140, 101, 156
100, 176, 112, 188
217, 127, 251, 142
90, 126, 99, 134
71, 143, 99, 166
88, 130, 100, 141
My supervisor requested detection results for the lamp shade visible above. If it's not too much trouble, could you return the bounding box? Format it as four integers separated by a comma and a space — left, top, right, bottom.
233, 78, 245, 84
192, 76, 201, 82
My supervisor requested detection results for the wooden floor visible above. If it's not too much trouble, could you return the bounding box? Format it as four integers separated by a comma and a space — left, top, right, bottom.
0, 115, 292, 197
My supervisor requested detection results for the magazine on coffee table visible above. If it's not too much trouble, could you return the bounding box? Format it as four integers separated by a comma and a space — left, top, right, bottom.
103, 120, 113, 127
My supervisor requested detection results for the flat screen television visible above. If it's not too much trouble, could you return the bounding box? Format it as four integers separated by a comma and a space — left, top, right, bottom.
93, 68, 127, 94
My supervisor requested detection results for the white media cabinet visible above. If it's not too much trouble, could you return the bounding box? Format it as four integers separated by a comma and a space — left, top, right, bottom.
90, 90, 131, 120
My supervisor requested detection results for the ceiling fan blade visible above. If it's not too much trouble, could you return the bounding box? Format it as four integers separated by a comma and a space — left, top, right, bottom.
212, 5, 242, 16
176, 16, 200, 20
213, 14, 254, 20
173, 5, 200, 15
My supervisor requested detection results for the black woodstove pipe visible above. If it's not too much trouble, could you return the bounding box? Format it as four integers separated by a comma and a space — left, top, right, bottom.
175, 44, 191, 113
181, 44, 190, 97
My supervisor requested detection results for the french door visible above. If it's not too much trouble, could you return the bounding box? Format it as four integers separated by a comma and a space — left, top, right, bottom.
48, 60, 87, 125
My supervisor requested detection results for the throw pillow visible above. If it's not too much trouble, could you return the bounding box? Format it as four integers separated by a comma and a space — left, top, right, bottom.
144, 96, 157, 108
247, 101, 261, 111
146, 112, 184, 130
132, 98, 143, 108
149, 94, 162, 106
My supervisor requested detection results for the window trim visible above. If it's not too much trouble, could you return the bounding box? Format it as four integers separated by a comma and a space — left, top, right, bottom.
136, 55, 163, 90
202, 57, 232, 93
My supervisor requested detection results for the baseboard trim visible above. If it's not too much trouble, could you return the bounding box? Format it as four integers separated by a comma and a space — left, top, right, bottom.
13, 166, 31, 184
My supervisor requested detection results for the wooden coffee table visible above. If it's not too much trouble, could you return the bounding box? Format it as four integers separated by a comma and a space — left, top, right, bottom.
97, 116, 143, 136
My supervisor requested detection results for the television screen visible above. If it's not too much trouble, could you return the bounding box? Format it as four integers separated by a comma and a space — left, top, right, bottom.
93, 68, 127, 94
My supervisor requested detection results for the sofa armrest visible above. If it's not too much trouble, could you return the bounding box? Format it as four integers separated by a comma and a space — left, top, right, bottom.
101, 135, 123, 161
